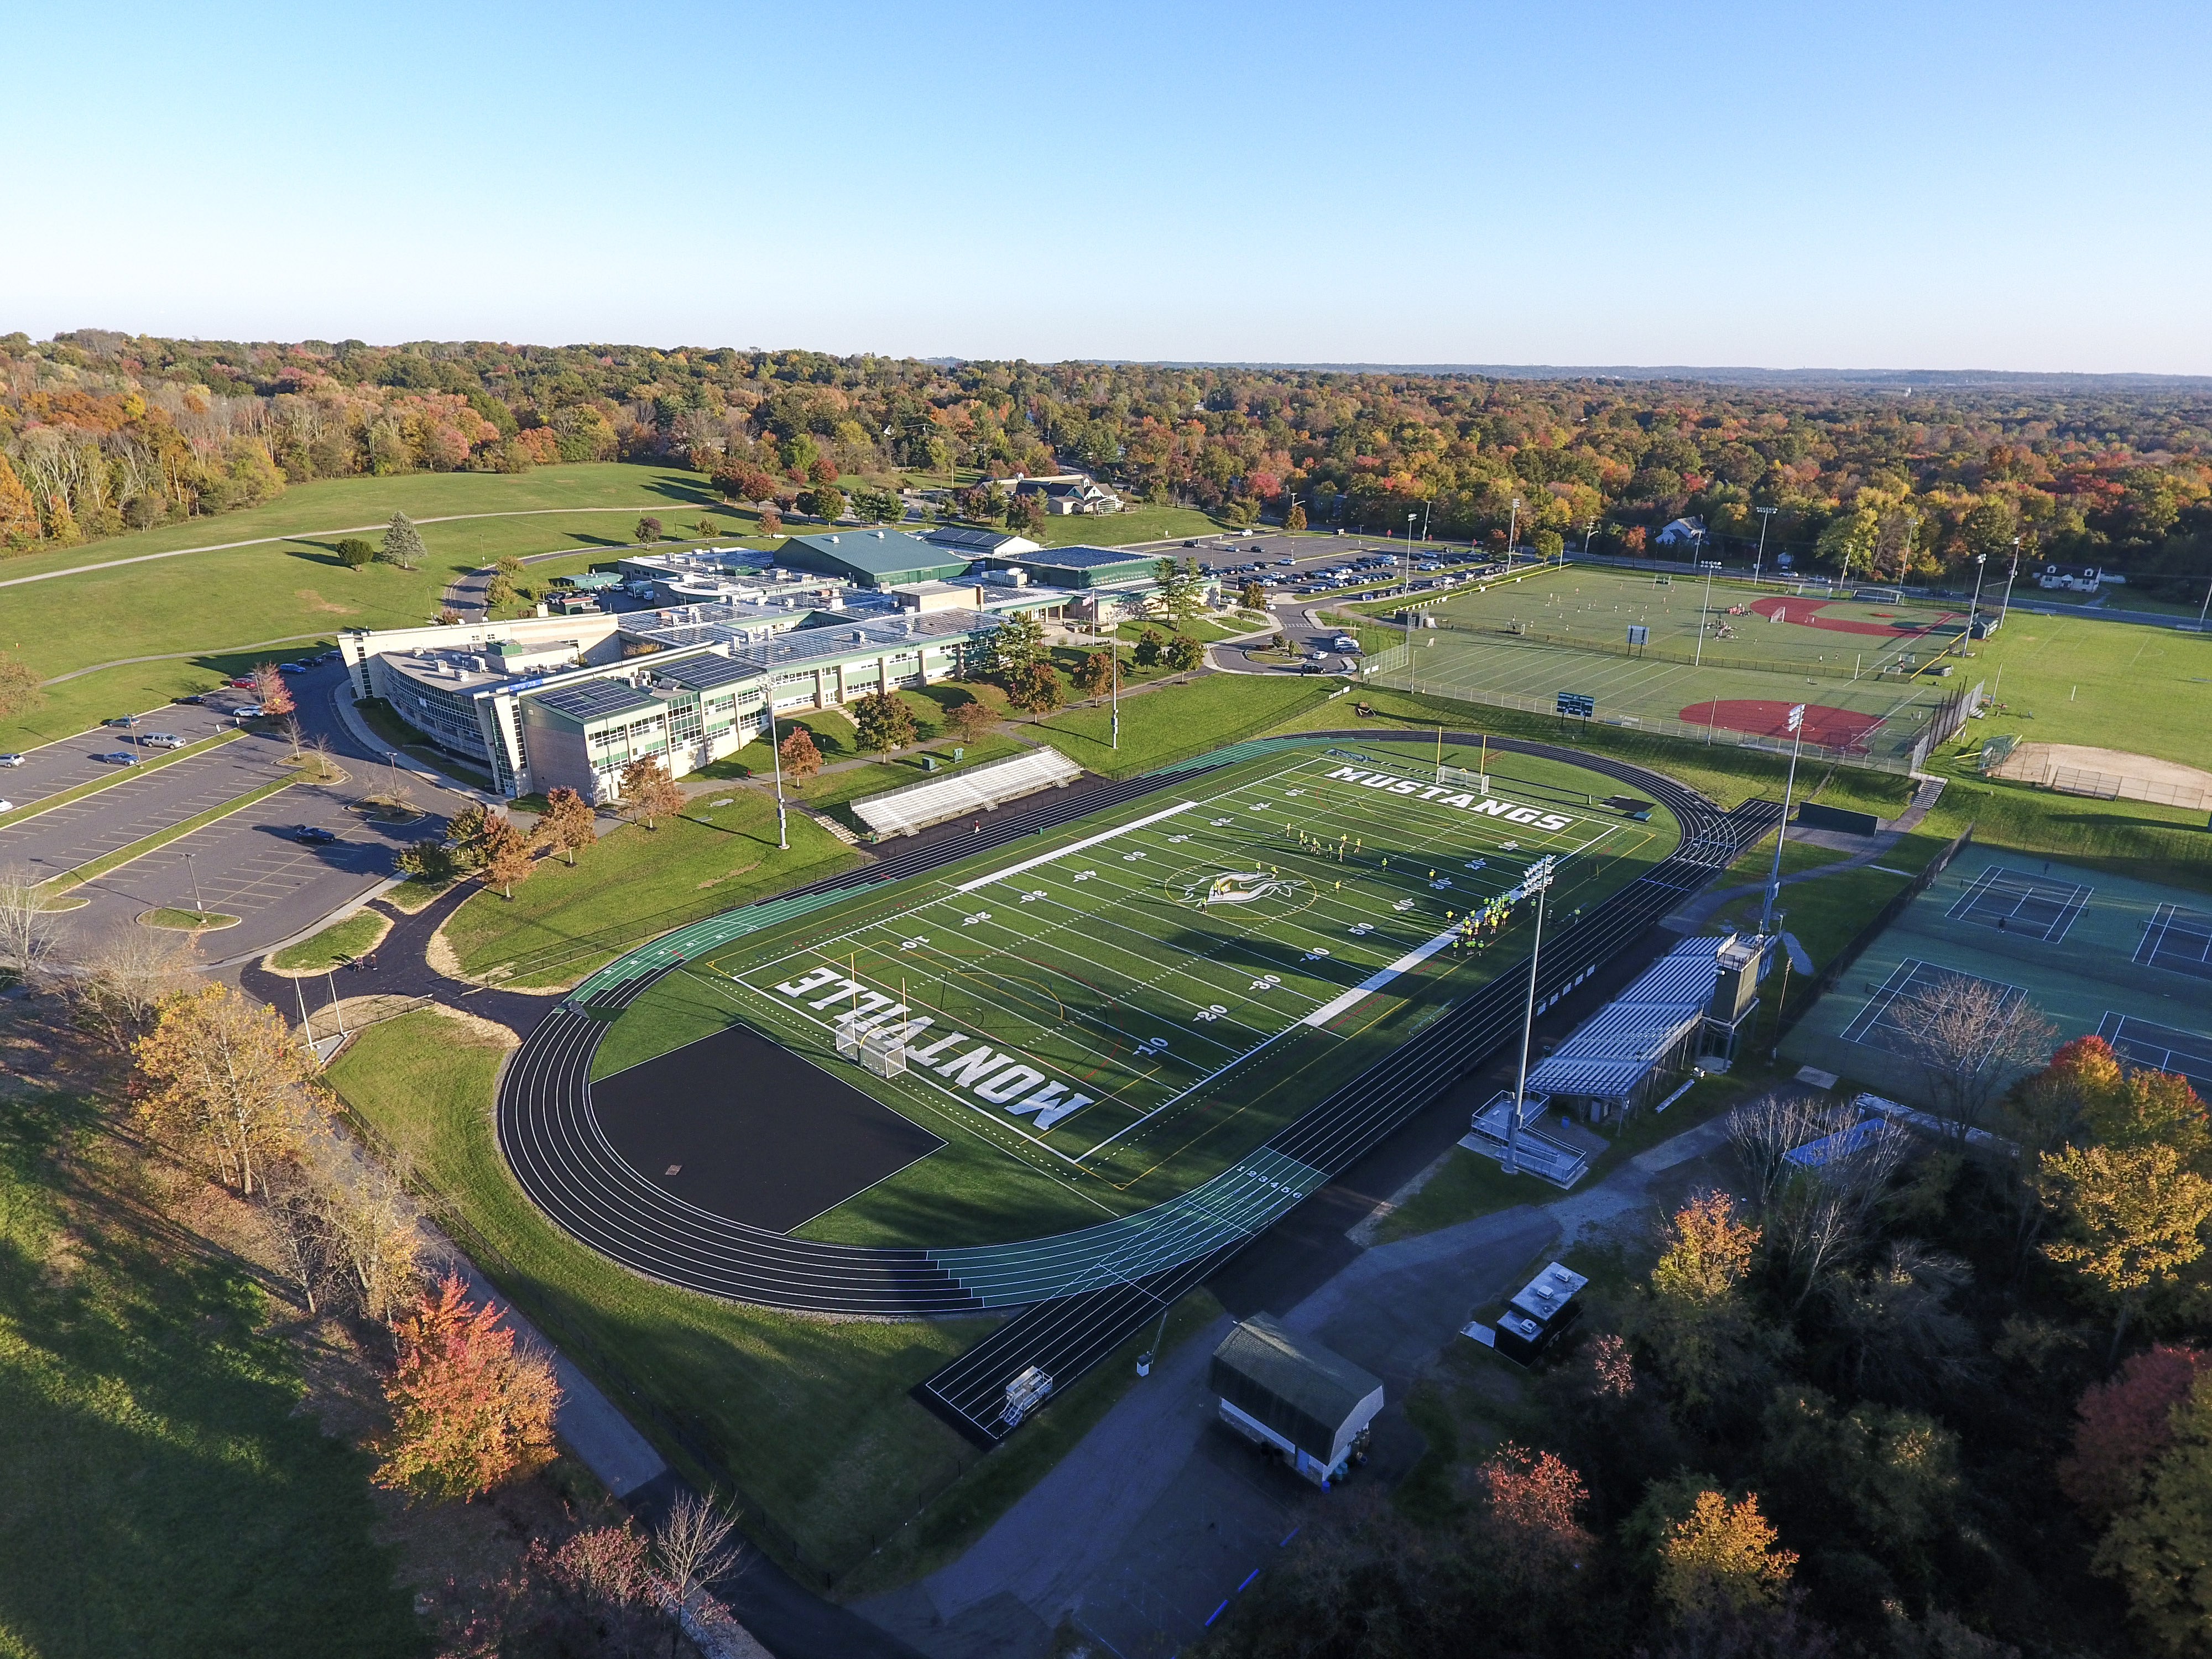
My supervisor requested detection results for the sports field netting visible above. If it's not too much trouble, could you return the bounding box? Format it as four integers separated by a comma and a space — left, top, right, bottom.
688, 746, 1656, 1195
1945, 866, 2094, 943
1837, 957, 2028, 1057
2138, 905, 2212, 981
2096, 1013, 2212, 1097
1361, 564, 1975, 768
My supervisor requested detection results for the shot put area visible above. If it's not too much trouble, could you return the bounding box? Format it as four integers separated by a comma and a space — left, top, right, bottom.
1364, 563, 1983, 769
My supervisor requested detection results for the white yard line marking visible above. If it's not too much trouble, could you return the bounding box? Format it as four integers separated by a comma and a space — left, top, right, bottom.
1301, 922, 1468, 1027
952, 800, 1197, 893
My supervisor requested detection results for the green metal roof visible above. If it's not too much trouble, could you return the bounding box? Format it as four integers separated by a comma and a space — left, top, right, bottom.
780, 529, 969, 586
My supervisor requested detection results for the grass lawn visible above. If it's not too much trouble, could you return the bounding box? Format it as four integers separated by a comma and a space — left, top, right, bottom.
354, 697, 495, 791
441, 790, 857, 988
0, 464, 738, 750
270, 911, 392, 972
0, 1088, 418, 1657
1029, 672, 1338, 776
1958, 608, 2212, 770
142, 906, 240, 931
325, 1011, 991, 1587
1027, 505, 1223, 547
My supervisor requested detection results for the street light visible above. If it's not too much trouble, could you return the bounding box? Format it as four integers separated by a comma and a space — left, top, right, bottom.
1502, 855, 1557, 1178
1692, 559, 1722, 669
764, 696, 789, 851
184, 852, 205, 919
1753, 505, 1777, 586
1998, 536, 2023, 629
1505, 497, 1522, 571
1760, 705, 1808, 932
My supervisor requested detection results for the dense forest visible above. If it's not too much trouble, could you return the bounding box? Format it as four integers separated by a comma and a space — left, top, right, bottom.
1, 331, 2209, 598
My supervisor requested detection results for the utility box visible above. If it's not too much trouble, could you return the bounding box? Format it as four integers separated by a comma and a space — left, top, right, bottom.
1209, 1316, 1384, 1489
1467, 1261, 1589, 1365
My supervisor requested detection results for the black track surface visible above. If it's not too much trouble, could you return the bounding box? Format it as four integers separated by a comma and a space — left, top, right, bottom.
500, 732, 1771, 1337
592, 1024, 945, 1233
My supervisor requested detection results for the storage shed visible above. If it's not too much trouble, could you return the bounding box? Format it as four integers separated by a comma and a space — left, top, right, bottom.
1209, 1315, 1384, 1489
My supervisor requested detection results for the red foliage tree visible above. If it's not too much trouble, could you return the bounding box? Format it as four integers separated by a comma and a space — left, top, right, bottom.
1476, 1442, 1595, 1587
778, 726, 821, 785
806, 456, 838, 486
374, 1274, 559, 1504
2060, 1345, 2209, 1520
251, 660, 295, 718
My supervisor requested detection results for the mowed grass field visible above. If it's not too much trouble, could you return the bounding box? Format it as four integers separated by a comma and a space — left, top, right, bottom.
590, 740, 1682, 1246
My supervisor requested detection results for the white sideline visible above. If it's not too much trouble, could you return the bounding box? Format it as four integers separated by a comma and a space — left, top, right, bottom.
1300, 924, 1464, 1027
953, 800, 1196, 893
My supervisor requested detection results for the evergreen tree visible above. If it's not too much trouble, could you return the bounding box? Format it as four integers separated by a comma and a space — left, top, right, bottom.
379, 512, 426, 568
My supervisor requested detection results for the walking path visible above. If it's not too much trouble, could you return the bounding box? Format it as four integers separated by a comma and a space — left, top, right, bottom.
858, 1106, 1741, 1659
1659, 774, 1946, 935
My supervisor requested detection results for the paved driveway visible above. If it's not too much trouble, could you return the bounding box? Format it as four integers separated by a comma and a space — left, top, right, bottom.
0, 735, 290, 879
0, 700, 253, 808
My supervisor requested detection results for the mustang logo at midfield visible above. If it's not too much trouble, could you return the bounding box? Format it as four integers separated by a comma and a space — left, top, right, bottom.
1185, 871, 1304, 907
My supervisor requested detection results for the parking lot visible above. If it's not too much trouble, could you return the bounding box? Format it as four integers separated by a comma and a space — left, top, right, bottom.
0, 735, 295, 879
0, 691, 273, 812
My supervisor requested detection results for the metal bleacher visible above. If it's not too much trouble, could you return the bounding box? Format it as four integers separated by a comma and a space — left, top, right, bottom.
850, 745, 1084, 838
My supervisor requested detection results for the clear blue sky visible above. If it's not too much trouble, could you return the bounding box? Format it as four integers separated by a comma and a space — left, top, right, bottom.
9, 0, 2208, 372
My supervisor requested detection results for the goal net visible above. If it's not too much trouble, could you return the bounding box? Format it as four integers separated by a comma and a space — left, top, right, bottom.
837, 1022, 907, 1079
1436, 764, 1491, 792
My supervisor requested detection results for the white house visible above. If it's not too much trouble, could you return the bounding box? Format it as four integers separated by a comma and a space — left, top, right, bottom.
1654, 517, 1707, 547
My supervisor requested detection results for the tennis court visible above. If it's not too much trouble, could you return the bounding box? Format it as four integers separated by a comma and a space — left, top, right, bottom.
1945, 866, 2095, 943
2096, 1013, 2212, 1098
2137, 905, 2212, 980
1782, 843, 2212, 1107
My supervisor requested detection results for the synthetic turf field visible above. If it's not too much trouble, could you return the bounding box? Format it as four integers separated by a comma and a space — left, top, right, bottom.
1364, 564, 1973, 763
589, 740, 1681, 1245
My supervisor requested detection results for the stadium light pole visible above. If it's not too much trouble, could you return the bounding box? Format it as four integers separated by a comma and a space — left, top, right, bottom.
1964, 552, 1988, 653
1692, 559, 1721, 667
1759, 703, 1807, 933
1753, 505, 1777, 586
1505, 498, 1522, 571
765, 699, 789, 851
1998, 536, 2023, 628
1502, 855, 1556, 1178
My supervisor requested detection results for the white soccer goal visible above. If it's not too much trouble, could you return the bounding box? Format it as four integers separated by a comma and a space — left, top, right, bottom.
1435, 764, 1491, 793
836, 1022, 907, 1078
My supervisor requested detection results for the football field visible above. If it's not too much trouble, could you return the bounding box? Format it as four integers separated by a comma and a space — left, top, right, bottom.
599, 740, 1679, 1241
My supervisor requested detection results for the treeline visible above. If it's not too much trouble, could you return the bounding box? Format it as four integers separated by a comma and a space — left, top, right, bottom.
1201, 1034, 2212, 1659
2, 330, 2209, 598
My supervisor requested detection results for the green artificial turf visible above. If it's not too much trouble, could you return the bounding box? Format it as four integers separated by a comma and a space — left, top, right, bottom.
441, 790, 857, 988
325, 1011, 991, 1585
1026, 505, 1223, 547
0, 1089, 418, 1657
1966, 607, 2212, 769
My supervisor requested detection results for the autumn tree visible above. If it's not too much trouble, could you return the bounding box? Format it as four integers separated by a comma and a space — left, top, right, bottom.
1475, 1443, 1594, 1588
379, 512, 426, 568
0, 651, 41, 722
634, 515, 663, 544
478, 819, 536, 899
1239, 579, 1267, 609
1653, 1488, 1797, 1618
1133, 627, 1165, 667
2060, 1345, 2209, 1521
617, 756, 686, 829
2093, 1369, 2212, 1652
134, 982, 321, 1196
947, 700, 996, 745
799, 483, 845, 521
1007, 661, 1063, 714
1636, 1191, 1765, 1407
539, 786, 598, 865
757, 505, 782, 537
654, 1488, 743, 1619
2042, 1141, 2212, 1359
66, 921, 195, 1050
251, 661, 294, 718
1007, 491, 1047, 536
1071, 649, 1115, 697
777, 726, 821, 785
1284, 503, 1307, 530
374, 1274, 559, 1504
852, 688, 917, 753
1165, 633, 1205, 671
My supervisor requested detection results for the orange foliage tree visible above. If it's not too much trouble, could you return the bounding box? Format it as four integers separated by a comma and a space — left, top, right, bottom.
375, 1274, 559, 1504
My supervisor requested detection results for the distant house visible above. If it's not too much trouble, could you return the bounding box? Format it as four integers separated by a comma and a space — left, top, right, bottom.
2036, 564, 2121, 592
1654, 517, 1707, 547
1004, 473, 1124, 516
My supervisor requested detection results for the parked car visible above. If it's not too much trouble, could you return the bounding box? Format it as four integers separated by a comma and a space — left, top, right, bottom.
175, 693, 205, 705
140, 733, 184, 749
228, 676, 256, 690
293, 825, 338, 844
0, 753, 23, 768
103, 715, 137, 728
96, 752, 141, 766
278, 661, 309, 674
232, 703, 265, 719
0, 800, 11, 813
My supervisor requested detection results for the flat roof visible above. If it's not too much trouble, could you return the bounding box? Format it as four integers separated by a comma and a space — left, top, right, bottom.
733, 610, 980, 672
534, 681, 661, 724
783, 528, 962, 578
653, 653, 760, 693
1013, 544, 1158, 570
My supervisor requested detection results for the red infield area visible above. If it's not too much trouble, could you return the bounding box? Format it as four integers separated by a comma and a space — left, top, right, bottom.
1678, 699, 1886, 749
1749, 596, 1961, 637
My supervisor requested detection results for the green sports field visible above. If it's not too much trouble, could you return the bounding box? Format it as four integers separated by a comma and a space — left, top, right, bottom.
1357, 564, 1979, 765
588, 739, 1681, 1244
